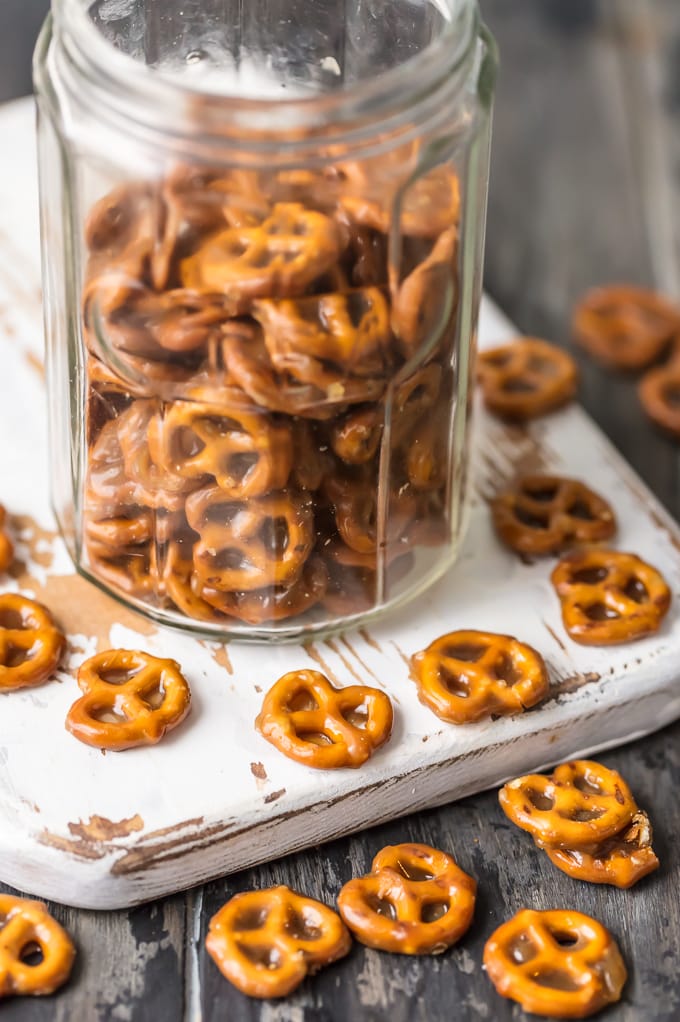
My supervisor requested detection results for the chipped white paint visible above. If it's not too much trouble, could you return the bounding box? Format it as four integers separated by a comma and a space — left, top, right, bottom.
1, 98, 680, 909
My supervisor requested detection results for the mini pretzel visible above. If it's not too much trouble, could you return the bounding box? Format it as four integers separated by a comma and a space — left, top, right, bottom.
338, 164, 460, 239
187, 486, 314, 591
85, 507, 153, 559
411, 630, 549, 725
148, 400, 293, 497
0, 504, 13, 572
255, 669, 393, 768
255, 288, 393, 380
639, 363, 680, 436
551, 548, 671, 645
492, 476, 616, 556
117, 401, 200, 511
392, 227, 457, 358
87, 546, 159, 599
405, 408, 450, 491
337, 842, 476, 954
546, 810, 659, 889
499, 760, 637, 849
161, 542, 227, 623
0, 595, 65, 691
0, 894, 75, 997
330, 406, 383, 465
206, 885, 351, 998
116, 288, 235, 354
478, 339, 578, 421
219, 320, 384, 418
181, 203, 343, 301
200, 556, 328, 625
574, 285, 680, 370
66, 649, 191, 751
324, 474, 416, 555
483, 908, 627, 1018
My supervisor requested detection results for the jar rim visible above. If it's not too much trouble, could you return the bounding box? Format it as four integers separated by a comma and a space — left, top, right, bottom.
47, 0, 480, 148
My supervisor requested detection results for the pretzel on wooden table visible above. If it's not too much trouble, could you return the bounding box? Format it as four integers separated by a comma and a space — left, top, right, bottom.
337, 842, 476, 954
483, 908, 627, 1018
0, 895, 75, 998
206, 885, 351, 998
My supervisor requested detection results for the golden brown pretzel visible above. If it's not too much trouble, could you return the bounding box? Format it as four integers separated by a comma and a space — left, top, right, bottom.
85, 507, 153, 560
483, 909, 627, 1018
148, 399, 293, 497
551, 548, 671, 645
499, 760, 637, 849
324, 473, 416, 556
411, 629, 549, 724
330, 406, 384, 465
478, 339, 578, 421
186, 486, 314, 591
181, 203, 343, 301
117, 401, 203, 511
545, 810, 659, 889
0, 894, 76, 997
199, 556, 328, 625
337, 842, 476, 954
0, 594, 65, 691
639, 362, 680, 437
254, 287, 393, 380
219, 320, 384, 419
391, 362, 443, 443
255, 669, 393, 768
87, 546, 159, 599
206, 886, 351, 999
404, 407, 450, 491
491, 475, 616, 556
573, 285, 680, 370
161, 542, 227, 623
65, 649, 191, 751
0, 504, 14, 573
338, 163, 460, 239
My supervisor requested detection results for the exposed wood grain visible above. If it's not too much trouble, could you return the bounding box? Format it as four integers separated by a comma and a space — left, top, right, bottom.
1, 1, 680, 1019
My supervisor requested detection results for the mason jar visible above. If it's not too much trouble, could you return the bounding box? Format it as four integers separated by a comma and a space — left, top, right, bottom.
33, 0, 497, 640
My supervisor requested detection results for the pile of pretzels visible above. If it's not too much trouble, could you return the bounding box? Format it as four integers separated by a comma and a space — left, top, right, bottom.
82, 154, 462, 626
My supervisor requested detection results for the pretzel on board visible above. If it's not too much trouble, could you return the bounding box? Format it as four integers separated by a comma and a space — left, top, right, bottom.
477, 338, 578, 421
412, 629, 550, 724
573, 284, 680, 371
0, 594, 65, 691
551, 548, 671, 645
66, 649, 191, 751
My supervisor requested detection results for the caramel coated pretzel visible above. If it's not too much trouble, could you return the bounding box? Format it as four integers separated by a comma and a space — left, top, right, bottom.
405, 408, 450, 491
255, 287, 393, 381
181, 203, 343, 301
491, 475, 616, 556
337, 842, 476, 954
255, 669, 393, 769
186, 486, 314, 592
66, 649, 191, 751
483, 908, 627, 1018
478, 339, 578, 421
546, 810, 659, 889
412, 629, 549, 725
639, 363, 680, 437
206, 885, 351, 999
573, 285, 680, 371
0, 594, 65, 691
148, 399, 293, 497
551, 548, 671, 645
0, 894, 76, 998
330, 406, 383, 465
0, 504, 13, 573
499, 760, 637, 849
199, 556, 328, 625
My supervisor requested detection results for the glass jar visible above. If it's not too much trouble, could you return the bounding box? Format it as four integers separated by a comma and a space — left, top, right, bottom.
34, 0, 497, 641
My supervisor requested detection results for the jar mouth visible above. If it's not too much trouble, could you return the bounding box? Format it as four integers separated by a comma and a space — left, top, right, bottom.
49, 0, 479, 148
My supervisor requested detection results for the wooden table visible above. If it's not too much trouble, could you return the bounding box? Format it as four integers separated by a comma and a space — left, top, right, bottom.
1, 1, 679, 1018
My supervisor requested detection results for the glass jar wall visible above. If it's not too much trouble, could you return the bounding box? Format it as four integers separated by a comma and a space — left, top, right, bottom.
34, 0, 497, 640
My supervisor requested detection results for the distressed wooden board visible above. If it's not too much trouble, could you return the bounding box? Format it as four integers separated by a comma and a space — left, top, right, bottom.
1, 97, 680, 911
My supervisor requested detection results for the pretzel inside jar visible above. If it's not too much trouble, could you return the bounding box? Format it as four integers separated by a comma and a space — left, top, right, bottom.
80, 144, 464, 633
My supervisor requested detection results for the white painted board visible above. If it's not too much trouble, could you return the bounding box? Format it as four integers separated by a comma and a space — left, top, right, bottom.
1, 99, 679, 909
